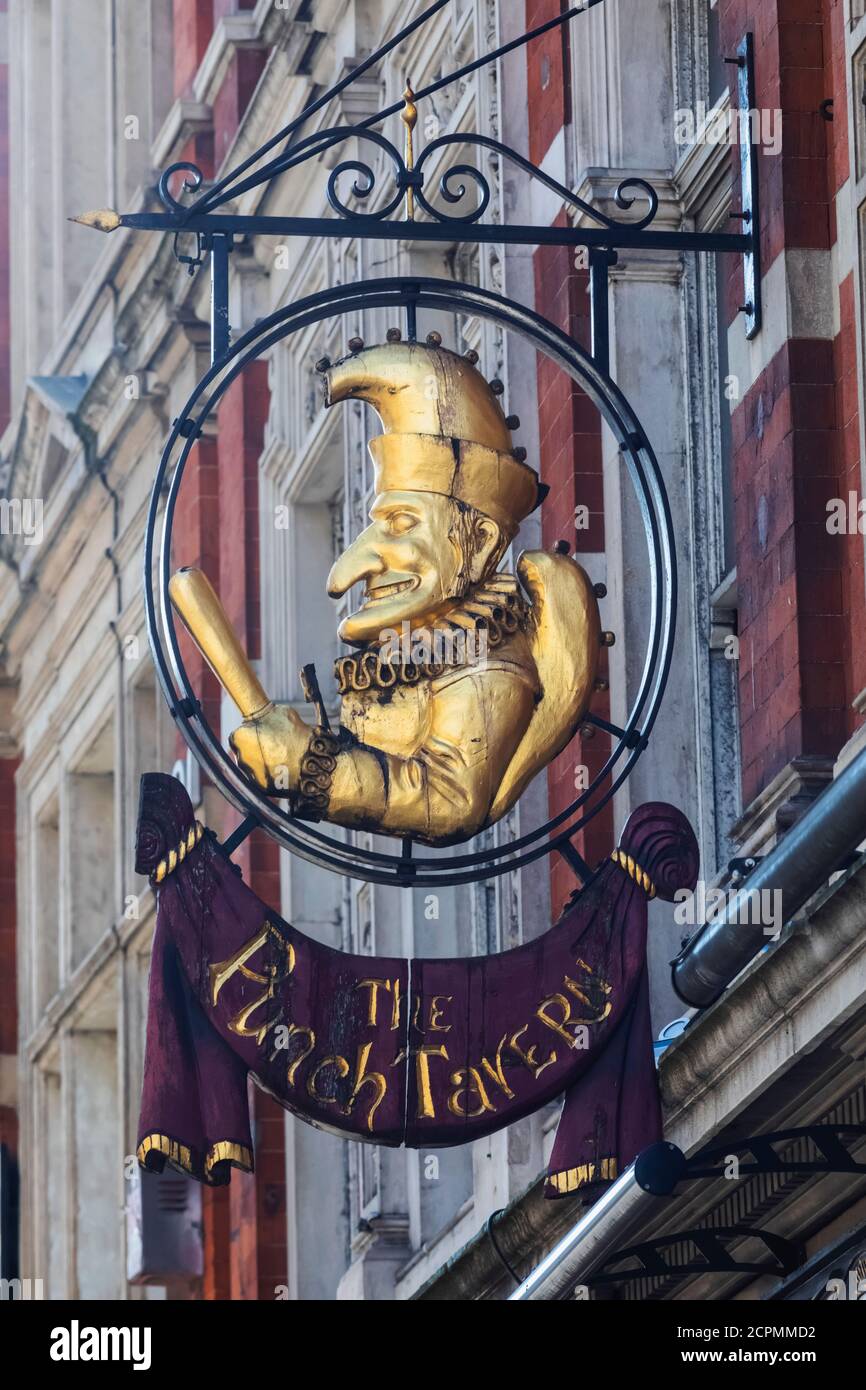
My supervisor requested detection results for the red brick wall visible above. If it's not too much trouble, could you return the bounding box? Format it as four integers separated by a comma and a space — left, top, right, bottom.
526, 5, 613, 916
172, 436, 222, 743
213, 48, 267, 170
216, 364, 287, 1302
173, 0, 214, 98
719, 0, 863, 806
525, 0, 570, 166
167, 0, 287, 1304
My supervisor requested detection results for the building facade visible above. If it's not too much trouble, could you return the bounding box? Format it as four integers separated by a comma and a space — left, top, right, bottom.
0, 0, 864, 1302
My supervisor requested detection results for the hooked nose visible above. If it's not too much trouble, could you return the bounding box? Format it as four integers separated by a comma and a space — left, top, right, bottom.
327, 529, 384, 598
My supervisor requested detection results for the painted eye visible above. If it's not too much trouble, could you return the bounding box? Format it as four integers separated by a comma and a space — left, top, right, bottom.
388, 512, 418, 535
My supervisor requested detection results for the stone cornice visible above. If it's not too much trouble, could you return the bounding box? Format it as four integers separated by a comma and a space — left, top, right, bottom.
662, 853, 866, 1138
673, 89, 734, 226
193, 13, 265, 109
149, 98, 212, 172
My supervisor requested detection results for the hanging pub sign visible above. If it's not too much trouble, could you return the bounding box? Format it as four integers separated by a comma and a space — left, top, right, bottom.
136, 772, 697, 1196
70, 6, 759, 1205
135, 329, 698, 1200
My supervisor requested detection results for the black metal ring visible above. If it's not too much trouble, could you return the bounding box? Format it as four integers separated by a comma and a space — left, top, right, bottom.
144, 277, 676, 887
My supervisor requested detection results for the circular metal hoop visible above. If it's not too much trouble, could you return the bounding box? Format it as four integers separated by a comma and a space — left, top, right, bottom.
144, 277, 677, 887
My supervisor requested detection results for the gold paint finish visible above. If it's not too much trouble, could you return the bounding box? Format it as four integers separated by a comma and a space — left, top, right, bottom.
547, 1156, 617, 1195
323, 341, 518, 456
69, 208, 121, 232
169, 567, 273, 719
153, 821, 203, 884
165, 338, 603, 845
401, 81, 418, 221
610, 848, 657, 899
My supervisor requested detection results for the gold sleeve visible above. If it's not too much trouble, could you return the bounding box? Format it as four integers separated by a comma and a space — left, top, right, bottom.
326, 667, 537, 843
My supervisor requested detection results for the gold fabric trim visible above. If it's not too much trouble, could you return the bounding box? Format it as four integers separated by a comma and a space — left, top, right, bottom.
294, 727, 342, 820
547, 1156, 618, 1195
204, 1140, 254, 1177
153, 821, 204, 884
610, 848, 657, 900
334, 574, 529, 696
137, 1132, 254, 1185
137, 1132, 193, 1174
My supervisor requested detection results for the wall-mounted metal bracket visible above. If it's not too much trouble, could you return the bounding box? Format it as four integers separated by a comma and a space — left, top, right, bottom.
207, 232, 233, 364
685, 1124, 866, 1181
587, 1225, 802, 1286
583, 1126, 865, 1291
733, 33, 761, 339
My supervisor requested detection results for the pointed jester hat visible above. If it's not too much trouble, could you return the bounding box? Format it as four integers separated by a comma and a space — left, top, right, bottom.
319, 338, 544, 536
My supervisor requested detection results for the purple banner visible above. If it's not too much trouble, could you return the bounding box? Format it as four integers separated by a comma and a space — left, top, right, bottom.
135, 775, 698, 1199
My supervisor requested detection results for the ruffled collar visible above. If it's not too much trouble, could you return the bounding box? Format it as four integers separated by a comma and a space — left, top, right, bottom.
333, 573, 528, 696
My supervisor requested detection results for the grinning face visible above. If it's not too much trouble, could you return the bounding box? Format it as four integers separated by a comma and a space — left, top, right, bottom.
326, 490, 503, 647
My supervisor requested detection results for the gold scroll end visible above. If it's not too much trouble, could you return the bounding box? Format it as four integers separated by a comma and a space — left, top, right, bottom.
69, 209, 121, 233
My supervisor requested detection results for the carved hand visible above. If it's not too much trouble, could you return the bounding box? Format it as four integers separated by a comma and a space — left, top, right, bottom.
229, 704, 311, 794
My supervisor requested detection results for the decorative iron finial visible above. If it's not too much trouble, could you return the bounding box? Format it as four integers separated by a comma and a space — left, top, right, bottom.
401, 80, 418, 221
69, 209, 121, 233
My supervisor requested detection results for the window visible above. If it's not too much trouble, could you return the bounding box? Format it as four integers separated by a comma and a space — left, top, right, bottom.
66, 720, 115, 969
33, 796, 59, 1013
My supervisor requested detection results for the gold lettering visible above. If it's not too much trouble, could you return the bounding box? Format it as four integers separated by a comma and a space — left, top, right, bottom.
285, 1025, 316, 1087
536, 993, 583, 1049
356, 977, 402, 1030
347, 1043, 388, 1132
413, 1044, 449, 1119
562, 958, 613, 1024
208, 921, 295, 1045
448, 1067, 496, 1118
507, 1024, 557, 1079
427, 995, 452, 1033
307, 1054, 350, 1104
479, 1035, 515, 1099
356, 978, 391, 1027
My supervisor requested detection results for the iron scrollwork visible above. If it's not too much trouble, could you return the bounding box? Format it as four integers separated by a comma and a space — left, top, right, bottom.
155, 129, 660, 233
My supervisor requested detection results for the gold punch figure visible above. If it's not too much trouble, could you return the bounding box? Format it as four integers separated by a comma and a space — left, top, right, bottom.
170, 336, 602, 846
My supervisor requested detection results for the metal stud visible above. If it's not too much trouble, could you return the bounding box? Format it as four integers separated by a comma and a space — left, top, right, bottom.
386, 327, 402, 343
464, 348, 479, 364
513, 446, 527, 462
505, 414, 520, 429
489, 378, 504, 395
315, 356, 331, 373
594, 582, 607, 599
348, 335, 364, 353
601, 631, 616, 647
554, 540, 571, 555
426, 330, 442, 347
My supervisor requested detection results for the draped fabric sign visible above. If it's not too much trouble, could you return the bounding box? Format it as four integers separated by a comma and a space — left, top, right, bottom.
135, 775, 698, 1200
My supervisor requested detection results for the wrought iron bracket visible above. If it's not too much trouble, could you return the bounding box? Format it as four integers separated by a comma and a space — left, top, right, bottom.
587, 1225, 802, 1286
728, 854, 763, 878
732, 32, 761, 338
684, 1124, 866, 1181
586, 1126, 866, 1290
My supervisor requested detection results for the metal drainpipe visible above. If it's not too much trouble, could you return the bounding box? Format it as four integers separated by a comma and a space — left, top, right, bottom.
508, 1143, 686, 1301
672, 740, 866, 1009
510, 745, 866, 1301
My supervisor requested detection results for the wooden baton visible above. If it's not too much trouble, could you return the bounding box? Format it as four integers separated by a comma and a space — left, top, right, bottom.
168, 566, 273, 721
